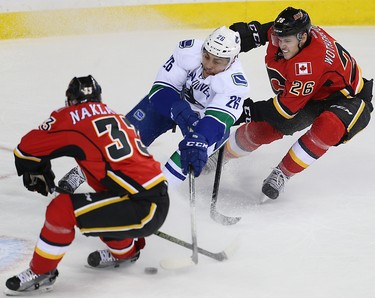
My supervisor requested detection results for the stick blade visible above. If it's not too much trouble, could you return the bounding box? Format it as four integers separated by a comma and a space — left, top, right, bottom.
160, 256, 196, 270
210, 208, 241, 226
222, 235, 241, 259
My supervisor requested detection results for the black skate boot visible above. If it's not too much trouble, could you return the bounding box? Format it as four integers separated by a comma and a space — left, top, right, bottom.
5, 268, 59, 295
262, 166, 290, 200
87, 249, 140, 268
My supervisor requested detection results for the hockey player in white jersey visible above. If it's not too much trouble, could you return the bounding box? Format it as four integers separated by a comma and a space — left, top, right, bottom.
59, 26, 250, 191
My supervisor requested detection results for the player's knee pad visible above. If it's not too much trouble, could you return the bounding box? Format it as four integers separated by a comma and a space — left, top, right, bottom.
310, 111, 346, 147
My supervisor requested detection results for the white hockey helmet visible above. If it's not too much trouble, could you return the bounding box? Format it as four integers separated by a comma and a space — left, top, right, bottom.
203, 26, 241, 67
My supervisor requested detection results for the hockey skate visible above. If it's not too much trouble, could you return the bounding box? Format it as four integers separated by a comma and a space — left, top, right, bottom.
201, 150, 226, 175
87, 249, 140, 268
5, 268, 59, 296
262, 166, 290, 200
58, 166, 86, 194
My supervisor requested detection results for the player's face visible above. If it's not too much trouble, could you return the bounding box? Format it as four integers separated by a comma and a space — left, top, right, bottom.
276, 35, 300, 60
202, 50, 230, 78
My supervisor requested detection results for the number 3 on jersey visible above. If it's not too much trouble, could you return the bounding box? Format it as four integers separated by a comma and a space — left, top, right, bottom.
93, 116, 149, 162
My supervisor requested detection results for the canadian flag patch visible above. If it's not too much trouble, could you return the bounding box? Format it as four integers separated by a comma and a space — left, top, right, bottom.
295, 62, 312, 75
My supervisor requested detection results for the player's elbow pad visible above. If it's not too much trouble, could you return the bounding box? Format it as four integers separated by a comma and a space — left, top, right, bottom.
194, 117, 225, 146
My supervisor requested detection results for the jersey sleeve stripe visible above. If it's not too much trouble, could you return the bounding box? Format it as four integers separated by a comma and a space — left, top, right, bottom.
205, 108, 236, 127
142, 173, 166, 189
14, 147, 42, 163
354, 71, 364, 94
273, 96, 296, 119
149, 81, 181, 98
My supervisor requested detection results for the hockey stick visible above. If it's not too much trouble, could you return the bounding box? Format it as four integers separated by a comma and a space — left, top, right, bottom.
160, 167, 199, 269
154, 231, 228, 262
210, 146, 241, 225
53, 186, 225, 260
0, 145, 13, 152
189, 167, 198, 264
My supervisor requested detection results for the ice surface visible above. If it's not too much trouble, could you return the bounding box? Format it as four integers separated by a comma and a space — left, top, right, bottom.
1, 27, 375, 297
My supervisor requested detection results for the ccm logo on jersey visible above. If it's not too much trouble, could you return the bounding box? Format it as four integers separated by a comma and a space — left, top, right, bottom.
295, 62, 312, 76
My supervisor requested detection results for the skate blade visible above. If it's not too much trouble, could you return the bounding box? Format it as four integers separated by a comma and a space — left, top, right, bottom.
4, 284, 54, 296
84, 257, 137, 270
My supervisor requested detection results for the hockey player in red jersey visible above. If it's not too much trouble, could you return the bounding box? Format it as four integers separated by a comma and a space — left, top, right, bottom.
218, 7, 373, 199
5, 75, 169, 295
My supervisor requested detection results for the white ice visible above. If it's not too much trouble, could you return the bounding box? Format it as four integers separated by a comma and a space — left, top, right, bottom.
0, 27, 375, 298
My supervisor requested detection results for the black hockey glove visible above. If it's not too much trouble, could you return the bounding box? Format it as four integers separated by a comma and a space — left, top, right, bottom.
230, 21, 267, 52
234, 98, 254, 125
23, 167, 56, 196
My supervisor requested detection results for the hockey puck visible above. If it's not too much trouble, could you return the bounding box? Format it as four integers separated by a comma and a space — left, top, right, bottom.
144, 267, 158, 274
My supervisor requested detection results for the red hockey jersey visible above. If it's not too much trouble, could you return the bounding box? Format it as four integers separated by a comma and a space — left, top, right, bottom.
14, 102, 165, 194
265, 26, 364, 119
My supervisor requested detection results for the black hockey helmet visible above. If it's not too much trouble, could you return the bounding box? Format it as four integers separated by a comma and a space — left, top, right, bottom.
66, 75, 102, 106
273, 7, 311, 37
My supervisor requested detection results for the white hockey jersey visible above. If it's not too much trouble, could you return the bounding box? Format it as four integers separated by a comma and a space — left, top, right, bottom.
150, 39, 250, 130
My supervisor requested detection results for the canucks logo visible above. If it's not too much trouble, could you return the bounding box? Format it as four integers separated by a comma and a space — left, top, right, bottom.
133, 109, 145, 121
232, 73, 248, 86
179, 39, 194, 49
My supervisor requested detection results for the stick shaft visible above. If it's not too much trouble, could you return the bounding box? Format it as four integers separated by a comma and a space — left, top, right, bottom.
211, 147, 225, 209
189, 168, 198, 264
154, 230, 227, 261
